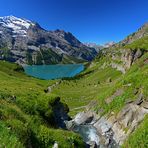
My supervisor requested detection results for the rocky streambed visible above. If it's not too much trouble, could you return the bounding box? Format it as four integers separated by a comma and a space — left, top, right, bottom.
65, 112, 118, 148
65, 97, 148, 148
52, 94, 148, 147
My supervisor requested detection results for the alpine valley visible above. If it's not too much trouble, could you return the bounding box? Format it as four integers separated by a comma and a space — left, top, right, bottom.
0, 16, 148, 148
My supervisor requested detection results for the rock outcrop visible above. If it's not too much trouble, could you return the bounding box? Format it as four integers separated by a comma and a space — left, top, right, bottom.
100, 22, 148, 74
108, 48, 145, 73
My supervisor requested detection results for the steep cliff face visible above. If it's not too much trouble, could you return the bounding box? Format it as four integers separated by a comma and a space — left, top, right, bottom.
100, 23, 148, 74
107, 48, 145, 73
0, 16, 97, 64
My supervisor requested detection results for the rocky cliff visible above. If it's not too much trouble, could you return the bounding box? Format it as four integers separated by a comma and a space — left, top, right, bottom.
99, 22, 148, 74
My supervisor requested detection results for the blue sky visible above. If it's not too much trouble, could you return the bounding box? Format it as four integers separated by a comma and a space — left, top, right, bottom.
0, 0, 148, 44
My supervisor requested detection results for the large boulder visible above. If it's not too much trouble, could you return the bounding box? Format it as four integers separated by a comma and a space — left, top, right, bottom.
73, 111, 94, 125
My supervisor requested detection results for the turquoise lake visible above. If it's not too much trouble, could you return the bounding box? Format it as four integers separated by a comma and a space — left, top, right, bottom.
23, 64, 84, 80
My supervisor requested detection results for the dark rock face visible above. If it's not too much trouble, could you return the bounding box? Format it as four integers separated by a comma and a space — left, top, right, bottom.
52, 97, 70, 128
0, 16, 97, 64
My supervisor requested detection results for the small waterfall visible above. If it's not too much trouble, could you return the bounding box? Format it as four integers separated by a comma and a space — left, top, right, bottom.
65, 120, 102, 147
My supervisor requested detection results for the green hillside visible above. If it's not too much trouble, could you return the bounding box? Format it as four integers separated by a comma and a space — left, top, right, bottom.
0, 35, 148, 147
0, 61, 84, 147
51, 36, 148, 147
52, 47, 148, 116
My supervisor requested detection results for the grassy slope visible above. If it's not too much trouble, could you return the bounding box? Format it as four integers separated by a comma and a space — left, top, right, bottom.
52, 57, 122, 116
0, 61, 84, 148
124, 36, 148, 50
122, 115, 148, 148
52, 52, 148, 115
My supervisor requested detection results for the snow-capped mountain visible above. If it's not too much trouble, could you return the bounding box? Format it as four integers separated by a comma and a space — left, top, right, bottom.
84, 42, 104, 52
84, 41, 116, 52
0, 16, 35, 37
103, 41, 115, 48
0, 16, 97, 64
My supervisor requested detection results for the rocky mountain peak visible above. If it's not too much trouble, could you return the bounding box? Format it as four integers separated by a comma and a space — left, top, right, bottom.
0, 15, 35, 37
54, 29, 65, 33
0, 16, 97, 64
118, 22, 148, 46
51, 29, 81, 46
0, 15, 35, 28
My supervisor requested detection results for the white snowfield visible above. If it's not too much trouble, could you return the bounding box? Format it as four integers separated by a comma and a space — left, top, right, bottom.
0, 15, 35, 37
